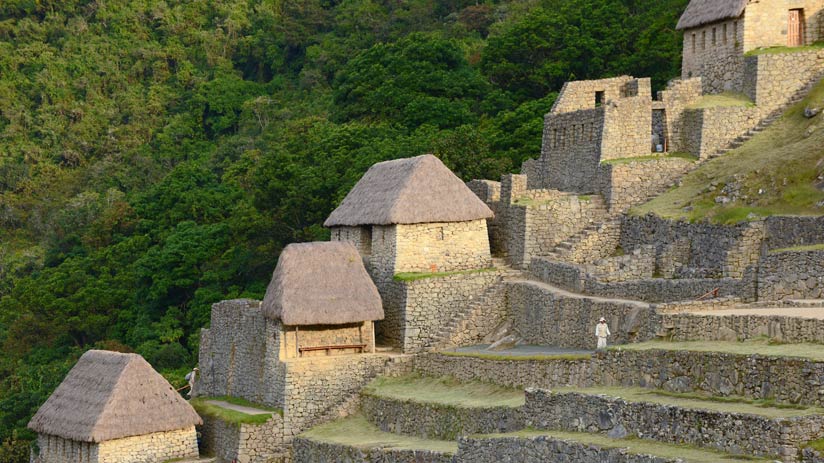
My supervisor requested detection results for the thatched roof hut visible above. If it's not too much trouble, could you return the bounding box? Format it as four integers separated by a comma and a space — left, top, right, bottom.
261, 241, 384, 325
28, 350, 202, 443
324, 154, 493, 227
676, 0, 747, 30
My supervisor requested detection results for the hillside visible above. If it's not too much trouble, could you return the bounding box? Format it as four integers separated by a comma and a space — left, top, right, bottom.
633, 79, 824, 223
0, 0, 689, 459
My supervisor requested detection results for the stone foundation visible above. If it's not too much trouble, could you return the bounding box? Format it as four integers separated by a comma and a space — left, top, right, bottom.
199, 414, 287, 463
35, 428, 198, 463
292, 438, 453, 463
758, 250, 824, 300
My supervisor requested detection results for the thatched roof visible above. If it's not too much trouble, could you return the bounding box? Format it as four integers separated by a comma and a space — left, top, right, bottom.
676, 0, 747, 30
28, 350, 202, 442
324, 154, 493, 227
261, 241, 384, 325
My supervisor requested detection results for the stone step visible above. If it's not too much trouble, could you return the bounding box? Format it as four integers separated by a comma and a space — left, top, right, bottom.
295, 415, 456, 463
360, 374, 525, 440
458, 430, 775, 463
525, 387, 824, 461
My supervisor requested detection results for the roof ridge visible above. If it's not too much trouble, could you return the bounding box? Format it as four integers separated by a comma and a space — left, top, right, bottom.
387, 155, 427, 222
88, 353, 134, 442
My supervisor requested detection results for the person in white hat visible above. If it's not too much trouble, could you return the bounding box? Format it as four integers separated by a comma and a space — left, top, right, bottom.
595, 317, 611, 350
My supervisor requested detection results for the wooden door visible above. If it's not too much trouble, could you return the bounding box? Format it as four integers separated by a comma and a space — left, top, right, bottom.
789, 9, 804, 47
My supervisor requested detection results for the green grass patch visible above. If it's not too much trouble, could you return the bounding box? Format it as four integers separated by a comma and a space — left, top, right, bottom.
439, 350, 592, 362
614, 338, 824, 361
600, 152, 697, 166
480, 429, 771, 462
770, 243, 824, 253
363, 374, 524, 408
807, 437, 824, 453
550, 386, 822, 417
686, 92, 754, 109
300, 415, 457, 454
633, 78, 824, 222
745, 41, 824, 56
393, 267, 494, 282
190, 397, 280, 425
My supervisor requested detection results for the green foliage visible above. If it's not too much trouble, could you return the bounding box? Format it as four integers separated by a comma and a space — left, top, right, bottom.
0, 1, 689, 459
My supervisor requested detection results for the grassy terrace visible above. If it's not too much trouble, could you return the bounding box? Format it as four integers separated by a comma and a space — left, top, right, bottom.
393, 268, 494, 282
301, 415, 458, 453
482, 430, 771, 463
770, 243, 824, 253
686, 92, 754, 109
440, 350, 592, 362
600, 152, 697, 166
190, 397, 281, 425
615, 339, 824, 361
632, 79, 824, 223
745, 41, 824, 56
551, 386, 824, 417
363, 374, 524, 408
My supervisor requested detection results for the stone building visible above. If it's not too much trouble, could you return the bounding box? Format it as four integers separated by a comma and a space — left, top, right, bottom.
28, 350, 201, 463
261, 241, 384, 359
678, 0, 824, 93
325, 154, 494, 283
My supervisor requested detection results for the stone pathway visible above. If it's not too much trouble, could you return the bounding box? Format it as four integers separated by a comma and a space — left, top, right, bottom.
206, 400, 272, 415
451, 344, 593, 357
511, 279, 650, 308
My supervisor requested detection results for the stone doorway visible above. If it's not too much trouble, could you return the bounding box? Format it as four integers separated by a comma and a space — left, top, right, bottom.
788, 9, 805, 47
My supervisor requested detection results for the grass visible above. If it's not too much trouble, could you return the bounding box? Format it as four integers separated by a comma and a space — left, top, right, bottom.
363, 374, 524, 408
481, 429, 771, 462
550, 386, 823, 417
770, 243, 824, 253
600, 152, 697, 166
686, 92, 754, 109
632, 78, 824, 223
190, 397, 280, 425
807, 437, 824, 452
614, 338, 824, 361
745, 41, 824, 56
300, 415, 458, 453
439, 350, 592, 362
393, 267, 494, 282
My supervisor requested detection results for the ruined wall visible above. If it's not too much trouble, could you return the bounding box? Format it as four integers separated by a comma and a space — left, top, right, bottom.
758, 250, 824, 300
525, 389, 823, 460
743, 49, 824, 111
597, 157, 694, 211
681, 18, 745, 93
97, 428, 198, 463
379, 271, 502, 352
507, 280, 658, 349
659, 78, 703, 153
550, 76, 639, 113
199, 412, 287, 463
764, 215, 824, 250
600, 80, 653, 161
540, 108, 604, 192
466, 180, 505, 256
681, 105, 759, 159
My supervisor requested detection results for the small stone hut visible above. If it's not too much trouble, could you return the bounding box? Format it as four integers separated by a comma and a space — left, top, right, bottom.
262, 241, 384, 359
325, 154, 494, 281
28, 350, 201, 463
678, 0, 824, 92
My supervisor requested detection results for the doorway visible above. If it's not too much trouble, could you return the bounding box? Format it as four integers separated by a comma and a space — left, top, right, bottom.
789, 9, 805, 47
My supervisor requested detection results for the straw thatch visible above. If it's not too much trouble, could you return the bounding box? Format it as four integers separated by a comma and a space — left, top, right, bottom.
28, 350, 202, 443
261, 241, 384, 325
324, 154, 493, 227
676, 0, 747, 30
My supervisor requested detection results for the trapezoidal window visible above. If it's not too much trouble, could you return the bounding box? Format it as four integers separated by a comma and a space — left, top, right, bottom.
595, 91, 605, 107
692, 33, 696, 53
723, 23, 728, 44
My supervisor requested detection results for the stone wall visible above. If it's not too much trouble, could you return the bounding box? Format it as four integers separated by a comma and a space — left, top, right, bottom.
292, 438, 453, 463
34, 435, 98, 463
525, 388, 821, 460
438, 281, 510, 349
466, 180, 505, 256
331, 226, 372, 256
551, 76, 640, 113
588, 246, 656, 283
659, 78, 703, 154
663, 311, 824, 343
601, 83, 653, 161
681, 19, 745, 93
743, 1, 824, 53
199, 414, 287, 463
620, 214, 765, 279
394, 220, 492, 274
540, 108, 604, 192
360, 393, 523, 441
764, 215, 824, 250
378, 271, 502, 352
681, 105, 759, 159
758, 250, 824, 300
455, 435, 679, 463
597, 157, 694, 211
743, 49, 824, 112
554, 218, 621, 265
507, 280, 657, 349
94, 427, 198, 463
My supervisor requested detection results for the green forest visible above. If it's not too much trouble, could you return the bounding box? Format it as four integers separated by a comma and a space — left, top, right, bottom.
0, 0, 688, 458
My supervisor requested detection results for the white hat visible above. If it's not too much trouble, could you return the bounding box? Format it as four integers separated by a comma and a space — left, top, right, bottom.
599, 317, 606, 322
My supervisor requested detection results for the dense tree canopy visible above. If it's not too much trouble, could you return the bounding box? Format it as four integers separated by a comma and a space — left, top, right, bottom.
0, 0, 688, 459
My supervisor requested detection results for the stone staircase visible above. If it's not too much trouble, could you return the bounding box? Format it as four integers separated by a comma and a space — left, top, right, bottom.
713, 67, 824, 158
424, 258, 523, 351
545, 216, 622, 264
